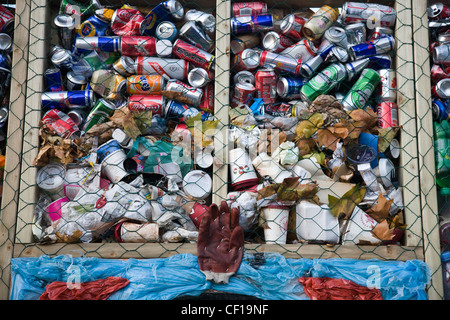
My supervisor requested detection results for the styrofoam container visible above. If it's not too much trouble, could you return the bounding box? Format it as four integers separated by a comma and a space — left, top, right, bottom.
295, 200, 340, 243
342, 206, 381, 245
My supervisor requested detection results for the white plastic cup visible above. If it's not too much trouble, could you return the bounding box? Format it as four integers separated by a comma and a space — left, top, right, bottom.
262, 204, 290, 244
101, 149, 129, 183
229, 148, 259, 190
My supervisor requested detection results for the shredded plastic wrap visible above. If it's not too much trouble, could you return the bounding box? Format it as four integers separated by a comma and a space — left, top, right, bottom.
10, 253, 430, 300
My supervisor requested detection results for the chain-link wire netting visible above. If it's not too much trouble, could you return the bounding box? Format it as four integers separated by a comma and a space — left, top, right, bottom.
0, 0, 446, 300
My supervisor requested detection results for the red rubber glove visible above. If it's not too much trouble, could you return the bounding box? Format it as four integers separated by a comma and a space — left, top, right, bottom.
197, 201, 245, 284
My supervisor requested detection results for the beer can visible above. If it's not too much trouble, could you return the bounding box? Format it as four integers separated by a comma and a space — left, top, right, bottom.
433, 79, 450, 99
164, 100, 208, 122
42, 109, 80, 139
345, 22, 366, 47
433, 44, 450, 65
342, 68, 381, 111
378, 68, 397, 102
324, 26, 349, 48
302, 5, 339, 41
280, 14, 307, 42
0, 4, 15, 34
233, 70, 255, 85
156, 21, 178, 42
185, 9, 216, 34
281, 38, 317, 63
165, 79, 203, 107
83, 98, 116, 132
120, 36, 157, 56
50, 46, 75, 69
74, 36, 120, 52
41, 90, 95, 109
341, 2, 396, 28
300, 62, 347, 104
187, 67, 212, 88
259, 50, 302, 76
67, 109, 88, 126
262, 102, 298, 118
432, 99, 450, 121
232, 48, 260, 71
112, 56, 136, 77
299, 45, 334, 78
367, 54, 392, 70
75, 12, 111, 37
276, 76, 306, 99
173, 39, 215, 70
428, 3, 450, 21
232, 15, 274, 34
232, 2, 267, 16
344, 58, 370, 81
350, 35, 396, 60
127, 75, 165, 95
255, 68, 277, 104
136, 56, 189, 80
198, 83, 214, 113
44, 68, 64, 92
128, 94, 165, 114
54, 14, 76, 50
368, 26, 394, 41
230, 34, 260, 55
232, 82, 256, 107
179, 20, 214, 52
0, 33, 12, 52
111, 8, 145, 36
262, 31, 295, 53
140, 1, 184, 36
91, 70, 127, 100
60, 0, 98, 20
376, 101, 398, 128
66, 71, 87, 91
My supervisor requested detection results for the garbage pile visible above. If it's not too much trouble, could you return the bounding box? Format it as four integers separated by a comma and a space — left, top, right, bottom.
227, 2, 405, 245
33, 0, 218, 244
0, 4, 14, 201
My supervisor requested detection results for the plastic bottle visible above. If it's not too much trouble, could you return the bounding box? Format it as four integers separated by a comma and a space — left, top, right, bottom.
434, 120, 450, 195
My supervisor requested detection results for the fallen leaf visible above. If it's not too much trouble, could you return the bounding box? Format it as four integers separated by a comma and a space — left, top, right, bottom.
296, 113, 324, 138
366, 193, 394, 223
371, 220, 395, 241
317, 124, 349, 151
328, 185, 366, 219
296, 138, 317, 157
377, 126, 400, 153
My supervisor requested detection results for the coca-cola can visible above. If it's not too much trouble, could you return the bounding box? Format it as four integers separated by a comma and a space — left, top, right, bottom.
280, 14, 307, 42
232, 48, 260, 71
198, 83, 214, 113
255, 68, 277, 104
165, 79, 203, 107
173, 39, 215, 70
233, 70, 255, 85
41, 109, 80, 139
232, 82, 256, 107
232, 1, 267, 16
0, 5, 14, 34
111, 8, 145, 36
128, 94, 165, 114
121, 36, 157, 56
431, 64, 450, 83
368, 26, 394, 41
377, 101, 398, 128
378, 68, 397, 102
428, 3, 450, 21
433, 79, 450, 98
262, 31, 295, 53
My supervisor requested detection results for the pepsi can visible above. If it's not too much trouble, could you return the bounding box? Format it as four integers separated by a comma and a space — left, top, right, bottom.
349, 35, 396, 60
74, 36, 121, 52
276, 76, 307, 99
232, 15, 273, 34
44, 68, 64, 92
41, 90, 95, 109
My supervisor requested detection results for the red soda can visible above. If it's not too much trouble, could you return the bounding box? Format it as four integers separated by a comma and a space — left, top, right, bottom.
280, 14, 306, 42
428, 3, 450, 21
232, 48, 260, 71
128, 94, 165, 114
111, 8, 145, 36
198, 83, 214, 113
121, 36, 157, 56
255, 68, 277, 104
232, 82, 256, 107
377, 101, 398, 128
42, 109, 80, 138
262, 31, 295, 53
173, 39, 215, 70
431, 64, 450, 83
0, 4, 14, 33
232, 1, 267, 16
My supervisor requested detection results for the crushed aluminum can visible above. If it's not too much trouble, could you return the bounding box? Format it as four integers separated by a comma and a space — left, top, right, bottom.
259, 50, 302, 76
232, 14, 273, 34
66, 71, 88, 91
345, 22, 366, 47
187, 67, 213, 88
42, 109, 80, 139
433, 78, 450, 99
128, 94, 165, 114
428, 3, 450, 21
280, 14, 307, 42
0, 4, 14, 34
184, 9, 216, 34
112, 55, 136, 77
262, 31, 294, 53
179, 20, 214, 52
232, 82, 256, 107
155, 21, 178, 42
49, 45, 75, 69
0, 33, 12, 52
165, 79, 203, 107
232, 1, 267, 17
121, 36, 157, 56
54, 14, 76, 50
280, 38, 317, 63
155, 39, 173, 58
255, 68, 277, 104
232, 48, 260, 71
44, 68, 65, 92
341, 2, 396, 28
367, 26, 393, 41
173, 39, 215, 70
198, 83, 214, 114
233, 70, 255, 85
349, 35, 396, 60
302, 5, 339, 41
140, 0, 184, 36
111, 8, 145, 36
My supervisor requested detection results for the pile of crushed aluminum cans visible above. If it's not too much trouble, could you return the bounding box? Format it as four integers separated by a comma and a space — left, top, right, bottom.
226, 2, 406, 246
34, 0, 216, 244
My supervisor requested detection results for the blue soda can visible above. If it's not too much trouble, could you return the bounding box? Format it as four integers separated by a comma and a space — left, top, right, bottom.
349, 35, 395, 60
74, 36, 120, 52
75, 13, 111, 37
232, 14, 273, 34
276, 76, 307, 99
367, 54, 392, 70
164, 100, 209, 122
140, 0, 184, 36
0, 53, 11, 69
433, 99, 450, 121
41, 90, 95, 109
44, 68, 64, 92
155, 21, 178, 42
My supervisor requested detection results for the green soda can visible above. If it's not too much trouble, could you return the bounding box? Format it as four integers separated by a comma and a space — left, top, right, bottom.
299, 62, 347, 105
83, 98, 116, 132
59, 0, 100, 20
342, 68, 381, 111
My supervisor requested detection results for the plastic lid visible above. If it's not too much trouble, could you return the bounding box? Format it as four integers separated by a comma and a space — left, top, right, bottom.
182, 170, 212, 199
345, 144, 377, 165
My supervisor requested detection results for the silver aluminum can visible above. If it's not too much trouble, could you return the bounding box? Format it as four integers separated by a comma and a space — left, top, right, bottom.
232, 48, 260, 71
67, 109, 88, 126
0, 33, 12, 52
299, 54, 324, 78
156, 21, 178, 42
165, 79, 203, 107
368, 26, 393, 41
328, 46, 350, 63
53, 14, 75, 50
262, 31, 294, 53
345, 22, 366, 47
280, 38, 317, 63
66, 71, 87, 91
345, 58, 370, 81
112, 56, 136, 77
156, 39, 173, 58
136, 56, 189, 80
341, 2, 396, 28
187, 67, 212, 88
434, 44, 450, 64
324, 26, 349, 48
179, 21, 214, 52
378, 68, 397, 102
233, 70, 255, 85
438, 33, 450, 46
49, 46, 75, 69
434, 79, 450, 99
184, 9, 216, 34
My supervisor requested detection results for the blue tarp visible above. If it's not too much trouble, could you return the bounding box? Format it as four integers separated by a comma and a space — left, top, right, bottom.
9, 252, 430, 300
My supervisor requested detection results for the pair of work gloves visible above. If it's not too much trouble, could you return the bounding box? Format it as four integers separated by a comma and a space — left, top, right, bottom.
197, 201, 245, 284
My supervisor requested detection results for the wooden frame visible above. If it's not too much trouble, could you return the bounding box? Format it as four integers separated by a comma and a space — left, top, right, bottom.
0, 0, 443, 300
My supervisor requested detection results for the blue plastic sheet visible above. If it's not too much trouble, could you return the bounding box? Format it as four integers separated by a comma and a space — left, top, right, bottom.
9, 252, 430, 300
